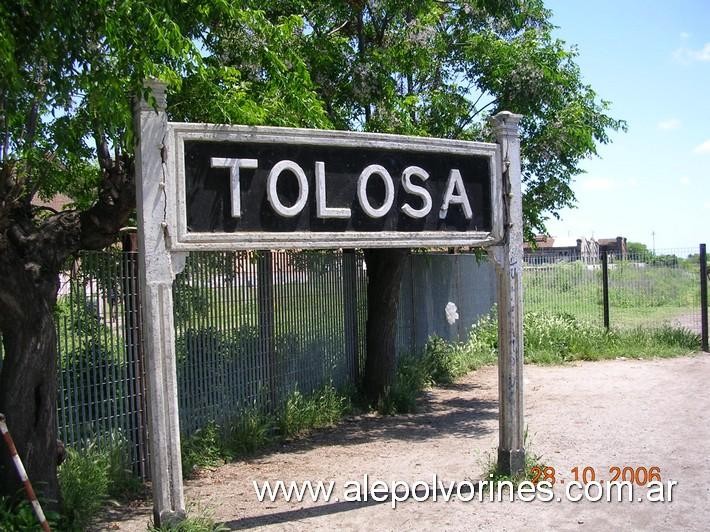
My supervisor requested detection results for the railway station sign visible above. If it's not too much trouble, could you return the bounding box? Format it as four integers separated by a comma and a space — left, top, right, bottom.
168, 125, 503, 250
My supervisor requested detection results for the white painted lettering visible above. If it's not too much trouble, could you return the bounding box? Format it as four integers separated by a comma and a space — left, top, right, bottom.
400, 166, 432, 218
440, 169, 473, 220
315, 161, 351, 219
267, 160, 309, 217
210, 157, 258, 218
357, 164, 394, 218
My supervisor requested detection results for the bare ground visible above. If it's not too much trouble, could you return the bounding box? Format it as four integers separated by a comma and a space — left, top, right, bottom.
98, 354, 710, 531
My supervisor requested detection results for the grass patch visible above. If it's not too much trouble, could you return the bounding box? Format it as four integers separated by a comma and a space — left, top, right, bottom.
380, 311, 699, 415
57, 432, 143, 530
280, 384, 351, 439
482, 430, 545, 487
523, 312, 699, 363
181, 421, 231, 477
148, 505, 227, 531
227, 407, 276, 456
182, 383, 351, 478
379, 314, 498, 415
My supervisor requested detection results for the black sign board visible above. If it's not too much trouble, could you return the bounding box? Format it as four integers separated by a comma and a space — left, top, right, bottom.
170, 126, 502, 250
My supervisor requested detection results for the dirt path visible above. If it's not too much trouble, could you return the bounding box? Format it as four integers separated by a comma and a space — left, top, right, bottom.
100, 354, 710, 531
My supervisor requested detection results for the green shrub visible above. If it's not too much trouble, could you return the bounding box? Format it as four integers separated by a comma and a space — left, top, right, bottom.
58, 443, 111, 530
0, 496, 60, 532
181, 421, 229, 478
101, 432, 144, 499
378, 313, 498, 415
227, 408, 275, 456
280, 384, 350, 438
379, 310, 698, 415
522, 312, 700, 363
54, 432, 143, 530
376, 355, 429, 415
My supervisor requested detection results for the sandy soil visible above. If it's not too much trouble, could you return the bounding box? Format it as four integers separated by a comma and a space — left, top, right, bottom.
97, 354, 710, 531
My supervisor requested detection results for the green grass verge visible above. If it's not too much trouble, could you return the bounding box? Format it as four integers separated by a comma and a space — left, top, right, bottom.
55, 432, 145, 530
180, 382, 352, 479
523, 312, 699, 363
148, 505, 228, 532
382, 311, 700, 415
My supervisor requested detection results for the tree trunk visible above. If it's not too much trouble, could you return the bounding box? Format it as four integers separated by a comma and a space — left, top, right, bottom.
0, 248, 60, 508
362, 248, 408, 404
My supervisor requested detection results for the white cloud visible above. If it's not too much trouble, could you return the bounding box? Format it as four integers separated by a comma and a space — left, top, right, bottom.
580, 176, 615, 191
693, 139, 710, 154
680, 176, 690, 185
674, 43, 710, 63
657, 118, 681, 130
704, 200, 710, 210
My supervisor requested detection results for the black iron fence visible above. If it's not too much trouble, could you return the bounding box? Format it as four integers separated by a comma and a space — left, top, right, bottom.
523, 246, 707, 334
0, 244, 707, 476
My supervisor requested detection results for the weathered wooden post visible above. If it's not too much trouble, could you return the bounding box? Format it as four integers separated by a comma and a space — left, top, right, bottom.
134, 81, 186, 524
490, 111, 526, 476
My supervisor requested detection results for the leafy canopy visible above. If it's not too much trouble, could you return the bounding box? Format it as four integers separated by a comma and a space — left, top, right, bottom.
177, 0, 626, 238
1, 0, 624, 236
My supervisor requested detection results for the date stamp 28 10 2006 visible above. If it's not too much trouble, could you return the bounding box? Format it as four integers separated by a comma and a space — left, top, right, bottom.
529, 465, 678, 503
531, 465, 662, 485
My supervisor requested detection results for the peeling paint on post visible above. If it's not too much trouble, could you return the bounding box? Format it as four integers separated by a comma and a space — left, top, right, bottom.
489, 111, 526, 476
134, 81, 187, 525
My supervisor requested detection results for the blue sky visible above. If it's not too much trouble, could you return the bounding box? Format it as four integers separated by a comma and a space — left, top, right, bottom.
542, 0, 710, 252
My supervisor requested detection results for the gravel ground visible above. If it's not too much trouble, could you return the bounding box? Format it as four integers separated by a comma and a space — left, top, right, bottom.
97, 353, 710, 531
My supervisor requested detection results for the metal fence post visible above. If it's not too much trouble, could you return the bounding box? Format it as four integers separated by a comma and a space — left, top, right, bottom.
342, 250, 360, 382
601, 249, 610, 330
257, 251, 277, 407
700, 243, 708, 352
121, 230, 148, 479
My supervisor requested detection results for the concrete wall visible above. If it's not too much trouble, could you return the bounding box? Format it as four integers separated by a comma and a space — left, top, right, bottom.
397, 253, 497, 354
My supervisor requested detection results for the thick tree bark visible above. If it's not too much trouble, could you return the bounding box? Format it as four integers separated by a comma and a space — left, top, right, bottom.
362, 248, 408, 403
0, 154, 134, 509
0, 245, 60, 506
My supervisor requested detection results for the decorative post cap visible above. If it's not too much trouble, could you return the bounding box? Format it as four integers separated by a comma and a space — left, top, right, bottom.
136, 79, 168, 112
491, 111, 522, 138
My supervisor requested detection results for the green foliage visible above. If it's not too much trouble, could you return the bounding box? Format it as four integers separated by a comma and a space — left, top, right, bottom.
57, 433, 143, 530
380, 309, 699, 415
0, 497, 60, 532
523, 312, 699, 363
483, 429, 543, 485
279, 383, 351, 438
58, 445, 110, 530
148, 506, 228, 532
1, 0, 234, 204
627, 241, 652, 259
180, 384, 351, 476
227, 408, 275, 456
185, 0, 625, 236
377, 355, 431, 415
181, 422, 230, 478
523, 258, 699, 326
608, 262, 696, 308
379, 313, 498, 414
425, 314, 499, 383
